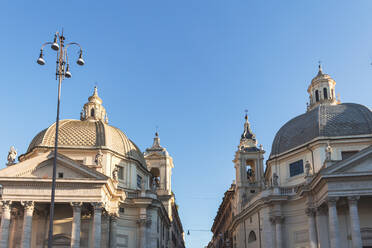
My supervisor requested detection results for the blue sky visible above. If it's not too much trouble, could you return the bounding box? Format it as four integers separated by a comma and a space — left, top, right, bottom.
2, 1, 372, 247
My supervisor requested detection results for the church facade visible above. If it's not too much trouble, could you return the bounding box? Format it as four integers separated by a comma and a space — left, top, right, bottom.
208, 66, 372, 248
0, 87, 185, 248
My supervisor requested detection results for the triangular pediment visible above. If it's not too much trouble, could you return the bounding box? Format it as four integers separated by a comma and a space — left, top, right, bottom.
0, 152, 108, 180
321, 145, 372, 175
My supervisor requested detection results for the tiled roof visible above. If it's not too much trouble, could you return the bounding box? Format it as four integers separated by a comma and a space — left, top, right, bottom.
27, 119, 146, 166
270, 103, 372, 158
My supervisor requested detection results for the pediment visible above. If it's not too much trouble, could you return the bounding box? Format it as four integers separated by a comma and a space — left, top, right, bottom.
0, 152, 108, 180
322, 145, 372, 175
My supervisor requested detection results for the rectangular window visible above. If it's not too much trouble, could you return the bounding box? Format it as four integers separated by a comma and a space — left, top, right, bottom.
341, 151, 358, 160
137, 175, 142, 188
118, 166, 124, 180
289, 160, 304, 177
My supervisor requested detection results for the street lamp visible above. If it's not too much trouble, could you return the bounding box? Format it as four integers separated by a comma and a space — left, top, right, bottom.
37, 30, 85, 248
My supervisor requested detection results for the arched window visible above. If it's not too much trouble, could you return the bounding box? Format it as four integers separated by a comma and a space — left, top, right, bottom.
323, 88, 328, 99
248, 231, 257, 243
315, 90, 319, 102
91, 108, 95, 117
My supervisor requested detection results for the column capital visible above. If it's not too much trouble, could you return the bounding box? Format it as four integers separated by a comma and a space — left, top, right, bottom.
347, 196, 360, 205
305, 208, 316, 217
70, 202, 83, 209
91, 202, 104, 211
327, 196, 339, 207
21, 201, 35, 211
110, 213, 119, 222
275, 216, 284, 224
137, 218, 151, 227
270, 216, 284, 224
1, 200, 12, 211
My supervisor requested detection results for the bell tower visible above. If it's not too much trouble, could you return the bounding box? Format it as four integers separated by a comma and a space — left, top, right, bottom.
233, 114, 265, 213
144, 132, 174, 213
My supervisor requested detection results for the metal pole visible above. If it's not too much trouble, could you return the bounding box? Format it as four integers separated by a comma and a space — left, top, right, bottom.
47, 36, 63, 248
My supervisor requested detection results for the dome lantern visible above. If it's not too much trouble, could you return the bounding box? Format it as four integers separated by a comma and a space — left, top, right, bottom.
307, 64, 339, 111
81, 86, 108, 123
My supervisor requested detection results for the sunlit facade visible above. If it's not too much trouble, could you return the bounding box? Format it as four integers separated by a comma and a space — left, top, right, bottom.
0, 87, 185, 248
209, 66, 372, 248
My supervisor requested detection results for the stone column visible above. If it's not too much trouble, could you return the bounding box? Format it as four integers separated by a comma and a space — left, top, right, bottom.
0, 201, 12, 247
109, 214, 118, 248
70, 202, 82, 248
91, 202, 103, 248
306, 208, 318, 248
327, 197, 340, 248
21, 201, 34, 248
348, 196, 362, 248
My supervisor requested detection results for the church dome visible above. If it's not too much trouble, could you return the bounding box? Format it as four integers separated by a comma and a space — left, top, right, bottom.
26, 87, 146, 167
270, 103, 372, 158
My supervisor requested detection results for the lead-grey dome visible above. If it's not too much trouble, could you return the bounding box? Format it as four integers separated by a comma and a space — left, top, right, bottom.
270, 103, 372, 158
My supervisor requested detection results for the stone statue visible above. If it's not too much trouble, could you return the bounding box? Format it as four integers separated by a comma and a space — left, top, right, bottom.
95, 149, 103, 166
7, 146, 17, 166
325, 142, 332, 161
273, 173, 279, 187
241, 193, 247, 206
151, 177, 158, 191
112, 167, 118, 180
305, 161, 311, 176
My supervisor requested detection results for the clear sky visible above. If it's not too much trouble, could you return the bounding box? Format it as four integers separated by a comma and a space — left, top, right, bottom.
2, 1, 372, 247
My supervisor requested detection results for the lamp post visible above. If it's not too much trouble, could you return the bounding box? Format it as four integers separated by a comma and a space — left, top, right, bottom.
37, 30, 85, 248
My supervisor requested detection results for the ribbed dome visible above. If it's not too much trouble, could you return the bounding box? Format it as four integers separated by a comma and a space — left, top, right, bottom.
270, 103, 372, 158
27, 119, 146, 166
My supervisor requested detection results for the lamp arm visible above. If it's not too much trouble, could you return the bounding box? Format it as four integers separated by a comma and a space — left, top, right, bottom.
40, 42, 53, 50
65, 42, 83, 53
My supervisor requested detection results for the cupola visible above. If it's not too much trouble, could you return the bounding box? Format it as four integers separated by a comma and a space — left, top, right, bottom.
307, 64, 339, 111
80, 86, 108, 123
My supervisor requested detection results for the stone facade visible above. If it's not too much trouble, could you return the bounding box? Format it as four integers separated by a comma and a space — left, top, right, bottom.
0, 87, 185, 248
208, 67, 372, 248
